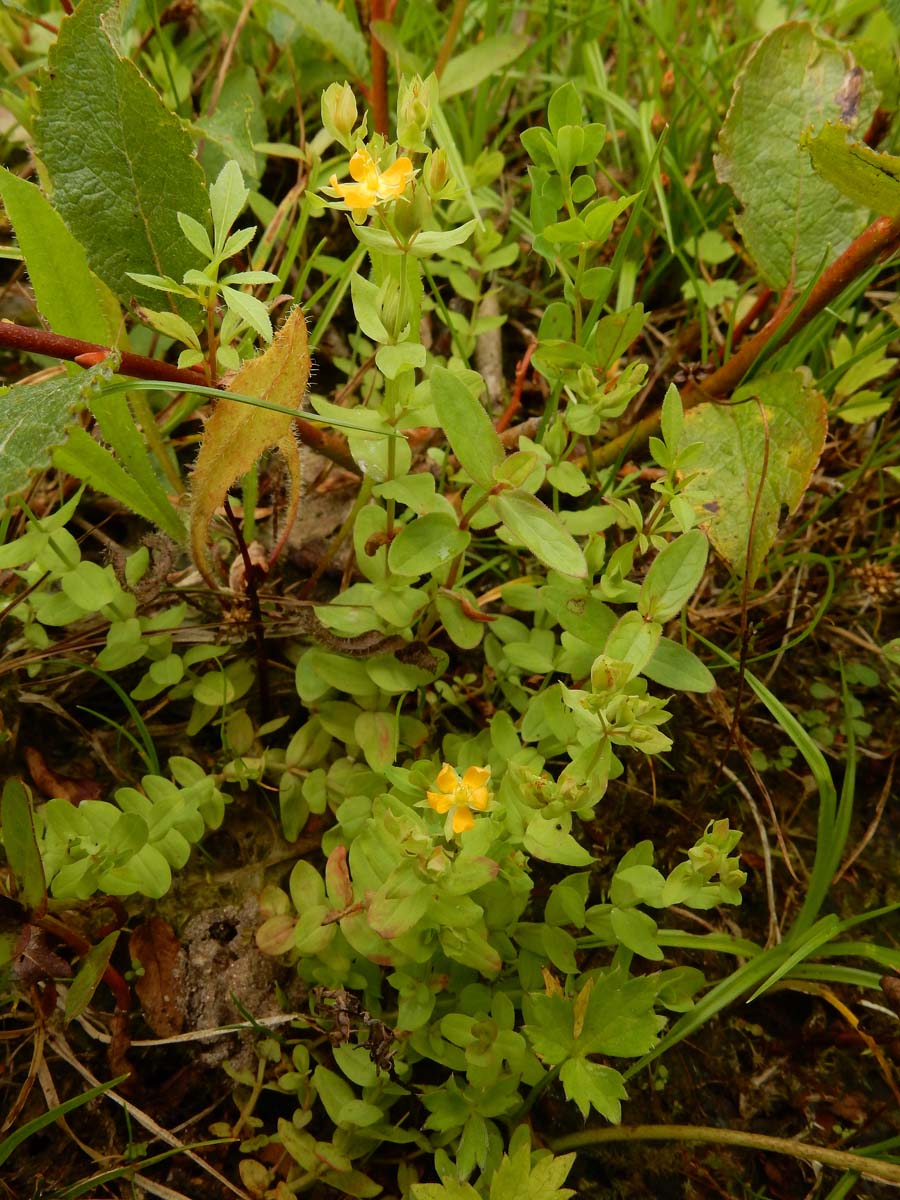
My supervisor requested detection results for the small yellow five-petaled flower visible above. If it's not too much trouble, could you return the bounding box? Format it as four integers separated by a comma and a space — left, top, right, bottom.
327, 147, 415, 223
427, 763, 492, 836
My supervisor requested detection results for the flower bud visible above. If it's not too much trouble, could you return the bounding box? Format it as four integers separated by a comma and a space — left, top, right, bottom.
424, 147, 452, 197
321, 81, 358, 150
397, 73, 436, 152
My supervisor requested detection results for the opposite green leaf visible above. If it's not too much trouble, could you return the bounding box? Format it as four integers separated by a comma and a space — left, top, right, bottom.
430, 365, 504, 489
715, 23, 875, 288
803, 121, 900, 217
0, 168, 119, 344
35, 0, 209, 312
491, 489, 587, 579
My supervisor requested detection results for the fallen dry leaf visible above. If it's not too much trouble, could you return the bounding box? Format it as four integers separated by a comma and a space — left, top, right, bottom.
24, 746, 102, 804
130, 916, 184, 1037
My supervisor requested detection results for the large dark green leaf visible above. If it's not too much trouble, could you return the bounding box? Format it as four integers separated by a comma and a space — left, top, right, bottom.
35, 0, 208, 310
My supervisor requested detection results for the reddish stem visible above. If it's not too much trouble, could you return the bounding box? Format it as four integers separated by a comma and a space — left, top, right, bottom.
0, 320, 360, 474
38, 915, 131, 1014
369, 0, 389, 136
593, 214, 900, 467
496, 339, 536, 433
730, 286, 772, 348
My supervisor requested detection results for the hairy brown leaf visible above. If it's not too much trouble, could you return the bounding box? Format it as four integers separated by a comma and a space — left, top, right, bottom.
190, 307, 311, 587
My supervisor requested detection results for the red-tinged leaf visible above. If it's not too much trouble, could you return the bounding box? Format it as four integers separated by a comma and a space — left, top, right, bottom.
325, 845, 354, 909
256, 914, 297, 956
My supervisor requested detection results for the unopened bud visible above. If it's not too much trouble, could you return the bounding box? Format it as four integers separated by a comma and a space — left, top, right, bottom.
424, 147, 452, 197
321, 81, 358, 150
397, 73, 436, 151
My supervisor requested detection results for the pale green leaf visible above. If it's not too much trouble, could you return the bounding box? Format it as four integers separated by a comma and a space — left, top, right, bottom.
678, 369, 827, 583
803, 120, 900, 217
430, 365, 504, 489
440, 33, 530, 99
491, 489, 587, 578
387, 513, 469, 577
0, 168, 119, 344
714, 23, 876, 287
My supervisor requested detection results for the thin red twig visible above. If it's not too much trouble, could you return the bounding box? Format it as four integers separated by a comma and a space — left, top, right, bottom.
496, 339, 536, 433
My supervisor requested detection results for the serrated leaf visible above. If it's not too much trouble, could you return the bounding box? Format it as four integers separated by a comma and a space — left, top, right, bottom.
209, 160, 248, 248
0, 168, 119, 344
714, 23, 875, 287
35, 0, 209, 312
803, 121, 900, 217
190, 307, 310, 586
0, 361, 110, 506
177, 212, 214, 259
678, 369, 827, 583
559, 1058, 627, 1121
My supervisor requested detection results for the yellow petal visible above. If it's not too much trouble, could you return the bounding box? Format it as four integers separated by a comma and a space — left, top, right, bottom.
462, 765, 491, 790
348, 148, 377, 184
332, 181, 377, 212
452, 804, 475, 834
467, 786, 490, 812
377, 156, 414, 198
427, 790, 454, 814
435, 763, 459, 794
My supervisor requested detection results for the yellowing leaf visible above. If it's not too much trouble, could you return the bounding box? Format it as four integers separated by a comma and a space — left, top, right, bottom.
190, 308, 310, 587
678, 369, 827, 584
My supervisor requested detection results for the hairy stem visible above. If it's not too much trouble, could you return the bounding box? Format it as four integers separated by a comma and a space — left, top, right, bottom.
0, 320, 359, 474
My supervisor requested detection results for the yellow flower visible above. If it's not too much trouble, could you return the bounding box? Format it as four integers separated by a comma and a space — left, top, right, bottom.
427, 763, 491, 836
327, 148, 415, 223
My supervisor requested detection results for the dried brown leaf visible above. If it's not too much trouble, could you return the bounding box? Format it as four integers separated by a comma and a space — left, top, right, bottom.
130, 916, 184, 1037
190, 307, 311, 588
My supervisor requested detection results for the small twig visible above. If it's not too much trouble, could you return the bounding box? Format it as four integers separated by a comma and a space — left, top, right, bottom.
206, 0, 255, 119
369, 0, 389, 136
722, 765, 780, 945
835, 754, 895, 883
496, 339, 536, 433
549, 1124, 900, 1187
434, 0, 468, 78
48, 1033, 251, 1200
730, 286, 772, 347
